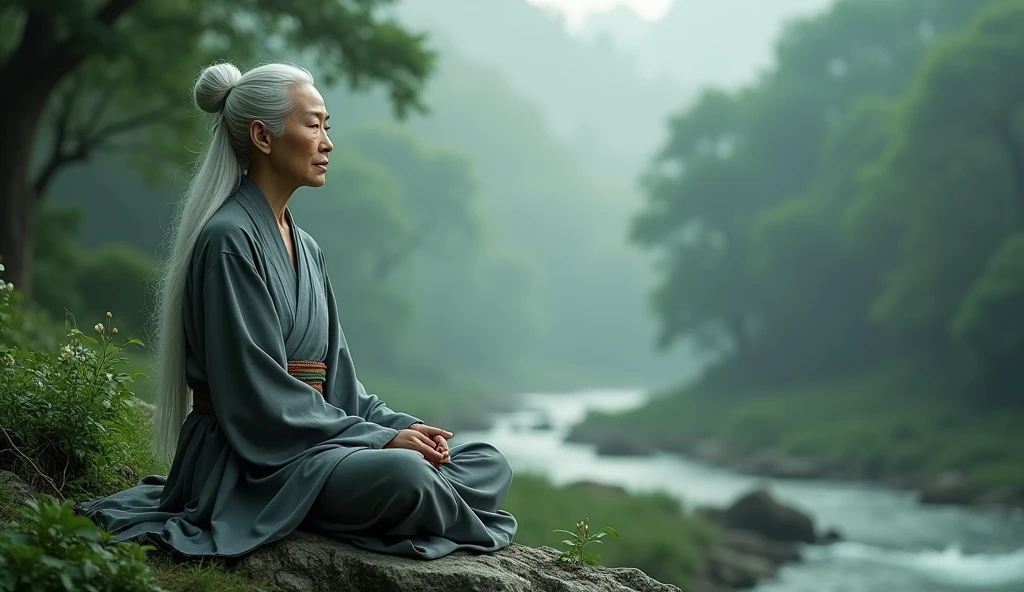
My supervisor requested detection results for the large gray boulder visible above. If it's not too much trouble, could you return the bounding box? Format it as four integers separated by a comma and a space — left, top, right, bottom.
237, 531, 681, 592
716, 489, 817, 544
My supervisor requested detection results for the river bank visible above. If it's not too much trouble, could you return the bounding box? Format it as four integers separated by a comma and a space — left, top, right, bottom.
563, 366, 1024, 513
465, 389, 1024, 592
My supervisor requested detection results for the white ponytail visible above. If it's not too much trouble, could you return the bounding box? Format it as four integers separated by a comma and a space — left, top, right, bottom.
153, 61, 314, 462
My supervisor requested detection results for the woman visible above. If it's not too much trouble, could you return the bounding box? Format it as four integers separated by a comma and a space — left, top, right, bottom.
76, 61, 518, 560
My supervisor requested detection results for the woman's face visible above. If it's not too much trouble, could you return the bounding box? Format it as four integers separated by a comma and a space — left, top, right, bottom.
261, 82, 334, 188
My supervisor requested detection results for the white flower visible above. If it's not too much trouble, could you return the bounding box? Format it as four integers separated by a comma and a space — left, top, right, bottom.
102, 399, 112, 409
0, 263, 5, 271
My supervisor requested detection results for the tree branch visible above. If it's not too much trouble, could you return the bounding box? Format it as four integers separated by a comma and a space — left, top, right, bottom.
32, 98, 172, 199
95, 0, 140, 26
32, 74, 88, 198
41, 0, 142, 86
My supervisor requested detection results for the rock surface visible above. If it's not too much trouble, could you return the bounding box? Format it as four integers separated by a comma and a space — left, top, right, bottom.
699, 530, 800, 590
237, 531, 681, 592
717, 489, 817, 544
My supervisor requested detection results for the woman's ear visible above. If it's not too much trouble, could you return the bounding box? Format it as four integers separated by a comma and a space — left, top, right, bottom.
250, 120, 273, 155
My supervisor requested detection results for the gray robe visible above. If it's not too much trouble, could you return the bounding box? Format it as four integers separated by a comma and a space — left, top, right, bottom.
76, 176, 518, 559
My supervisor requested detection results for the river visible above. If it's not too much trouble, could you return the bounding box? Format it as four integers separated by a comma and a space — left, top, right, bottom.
452, 389, 1024, 592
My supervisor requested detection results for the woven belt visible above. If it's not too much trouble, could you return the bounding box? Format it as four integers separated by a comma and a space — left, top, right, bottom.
190, 360, 327, 415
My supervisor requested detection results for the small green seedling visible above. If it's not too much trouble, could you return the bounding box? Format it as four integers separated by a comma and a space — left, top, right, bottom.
554, 517, 619, 566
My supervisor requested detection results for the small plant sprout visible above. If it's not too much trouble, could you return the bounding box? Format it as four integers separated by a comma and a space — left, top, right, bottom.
554, 517, 620, 566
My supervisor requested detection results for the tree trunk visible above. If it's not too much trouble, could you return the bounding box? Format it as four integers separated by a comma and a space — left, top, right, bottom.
0, 90, 49, 299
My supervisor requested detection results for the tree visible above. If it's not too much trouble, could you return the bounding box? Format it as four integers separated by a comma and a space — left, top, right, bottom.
340, 125, 481, 280
0, 0, 435, 297
634, 0, 992, 368
846, 0, 1024, 346
747, 95, 897, 382
950, 232, 1024, 400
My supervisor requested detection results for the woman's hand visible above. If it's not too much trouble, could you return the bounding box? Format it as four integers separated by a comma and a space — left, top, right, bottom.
410, 423, 453, 467
384, 429, 446, 465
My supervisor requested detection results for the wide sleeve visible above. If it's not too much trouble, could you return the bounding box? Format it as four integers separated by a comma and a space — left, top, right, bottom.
198, 253, 399, 468
322, 272, 423, 432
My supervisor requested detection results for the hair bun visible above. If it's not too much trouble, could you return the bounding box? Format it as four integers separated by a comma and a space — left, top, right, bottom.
194, 62, 242, 114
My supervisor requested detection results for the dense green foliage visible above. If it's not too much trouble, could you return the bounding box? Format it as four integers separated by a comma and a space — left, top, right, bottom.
635, 0, 1005, 386
572, 365, 1024, 491
0, 497, 166, 592
579, 0, 1024, 492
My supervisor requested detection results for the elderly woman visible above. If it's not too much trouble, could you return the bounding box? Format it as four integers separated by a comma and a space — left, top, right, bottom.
76, 61, 518, 560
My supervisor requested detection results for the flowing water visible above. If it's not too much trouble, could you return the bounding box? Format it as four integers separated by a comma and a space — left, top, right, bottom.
453, 389, 1024, 592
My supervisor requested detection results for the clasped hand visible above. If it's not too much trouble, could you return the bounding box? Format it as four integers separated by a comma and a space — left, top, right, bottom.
385, 423, 453, 469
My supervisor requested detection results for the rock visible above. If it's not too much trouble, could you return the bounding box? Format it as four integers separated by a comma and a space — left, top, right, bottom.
919, 471, 976, 505
0, 470, 37, 524
736, 450, 821, 480
530, 415, 554, 431
698, 529, 802, 590
237, 531, 681, 592
718, 489, 817, 544
0, 470, 35, 505
594, 438, 653, 457
717, 530, 801, 564
972, 485, 1024, 509
703, 545, 775, 589
817, 528, 843, 545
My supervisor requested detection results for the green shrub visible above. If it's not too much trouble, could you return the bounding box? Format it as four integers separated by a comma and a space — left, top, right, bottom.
0, 496, 165, 592
0, 297, 149, 499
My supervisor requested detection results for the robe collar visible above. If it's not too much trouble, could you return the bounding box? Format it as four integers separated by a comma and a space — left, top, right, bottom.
233, 176, 314, 347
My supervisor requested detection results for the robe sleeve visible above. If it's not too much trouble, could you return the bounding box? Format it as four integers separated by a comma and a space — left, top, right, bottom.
198, 252, 400, 468
322, 271, 423, 432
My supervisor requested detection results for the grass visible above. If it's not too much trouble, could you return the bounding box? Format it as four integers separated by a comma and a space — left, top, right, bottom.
502, 473, 718, 589
570, 361, 1024, 491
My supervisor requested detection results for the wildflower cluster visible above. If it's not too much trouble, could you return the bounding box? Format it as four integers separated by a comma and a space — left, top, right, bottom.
0, 305, 146, 499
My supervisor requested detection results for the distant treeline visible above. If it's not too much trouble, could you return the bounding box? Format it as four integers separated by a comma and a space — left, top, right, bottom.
633, 0, 1023, 402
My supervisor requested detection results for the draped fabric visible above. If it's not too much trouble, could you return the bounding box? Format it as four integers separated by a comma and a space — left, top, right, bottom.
76, 176, 517, 559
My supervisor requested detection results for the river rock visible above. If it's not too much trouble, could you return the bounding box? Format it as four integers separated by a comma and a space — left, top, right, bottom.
237, 531, 681, 592
971, 485, 1024, 509
700, 530, 799, 590
594, 438, 654, 457
919, 471, 976, 505
717, 489, 817, 544
735, 450, 821, 480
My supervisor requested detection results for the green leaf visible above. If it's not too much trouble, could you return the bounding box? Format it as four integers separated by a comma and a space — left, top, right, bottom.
598, 526, 620, 538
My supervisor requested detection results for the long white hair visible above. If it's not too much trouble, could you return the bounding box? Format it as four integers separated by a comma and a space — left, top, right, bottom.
153, 61, 313, 462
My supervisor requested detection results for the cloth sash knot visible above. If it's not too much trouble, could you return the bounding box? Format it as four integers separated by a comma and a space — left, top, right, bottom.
190, 360, 328, 415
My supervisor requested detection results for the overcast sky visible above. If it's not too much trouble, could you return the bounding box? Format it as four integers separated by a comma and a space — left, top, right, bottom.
528, 0, 674, 26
